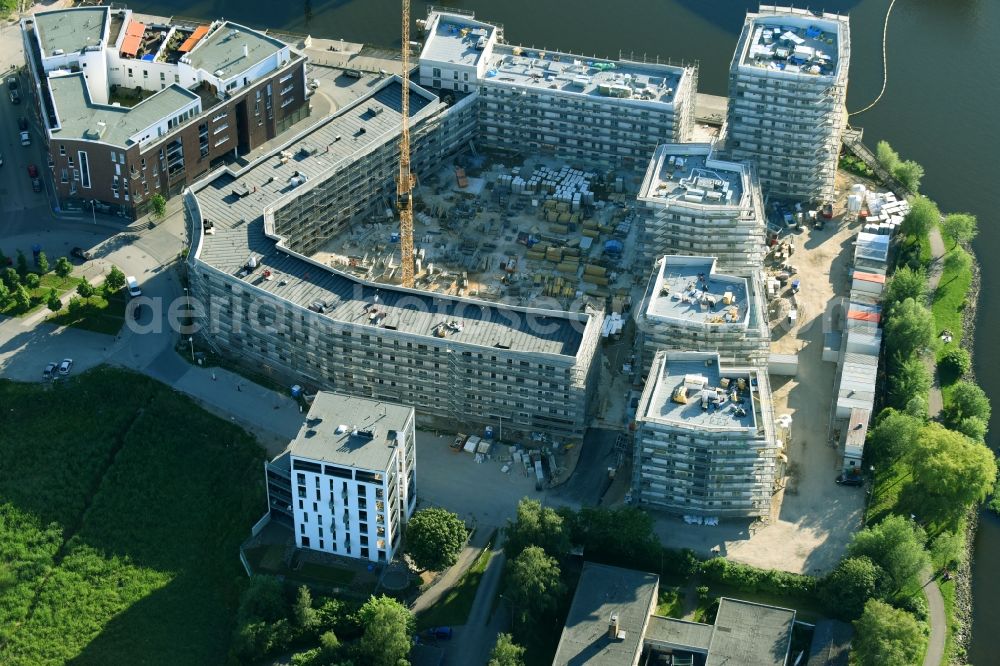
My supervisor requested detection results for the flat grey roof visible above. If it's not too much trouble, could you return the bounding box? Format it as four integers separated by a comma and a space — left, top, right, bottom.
742, 14, 842, 75
646, 257, 750, 327
34, 7, 108, 55
486, 44, 684, 106
706, 598, 795, 666
49, 73, 198, 146
289, 392, 412, 472
806, 619, 852, 666
640, 145, 744, 206
644, 615, 713, 653
642, 353, 758, 431
553, 563, 658, 666
186, 22, 285, 79
193, 79, 589, 357
422, 13, 495, 68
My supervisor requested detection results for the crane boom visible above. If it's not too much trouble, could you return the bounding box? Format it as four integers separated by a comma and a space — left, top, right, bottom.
397, 0, 415, 287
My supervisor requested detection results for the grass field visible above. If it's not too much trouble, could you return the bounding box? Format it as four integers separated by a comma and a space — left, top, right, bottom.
656, 587, 684, 618
0, 367, 266, 665
47, 291, 128, 335
417, 541, 495, 630
0, 273, 85, 317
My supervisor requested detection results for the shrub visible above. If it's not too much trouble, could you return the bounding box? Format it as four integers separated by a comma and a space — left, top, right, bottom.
939, 347, 971, 383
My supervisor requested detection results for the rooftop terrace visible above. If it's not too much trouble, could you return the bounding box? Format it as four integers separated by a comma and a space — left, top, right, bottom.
740, 10, 845, 77
34, 6, 108, 56
641, 352, 759, 432
421, 13, 497, 69
485, 44, 684, 105
640, 144, 745, 206
645, 257, 750, 328
289, 392, 412, 472
185, 22, 286, 79
48, 73, 199, 145
192, 78, 591, 358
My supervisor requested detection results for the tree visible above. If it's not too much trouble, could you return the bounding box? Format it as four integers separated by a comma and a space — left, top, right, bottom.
356, 595, 413, 666
13, 284, 31, 311
105, 266, 126, 293
893, 160, 924, 192
852, 599, 925, 666
882, 266, 927, 309
77, 281, 95, 299
941, 213, 977, 249
504, 498, 571, 560
292, 585, 319, 632
567, 506, 662, 568
901, 195, 939, 239
505, 546, 565, 624
942, 381, 991, 431
236, 575, 288, 625
54, 256, 73, 279
930, 530, 964, 570
24, 272, 40, 289
36, 251, 49, 274
938, 347, 971, 382
848, 515, 929, 593
955, 416, 988, 442
16, 250, 28, 278
488, 633, 526, 666
150, 193, 167, 219
943, 246, 972, 275
818, 556, 885, 620
67, 296, 83, 315
887, 355, 931, 410
47, 289, 62, 313
883, 297, 934, 360
907, 424, 996, 523
0, 280, 9, 306
904, 394, 929, 421
2, 267, 19, 290
875, 140, 900, 173
869, 410, 924, 467
405, 507, 467, 571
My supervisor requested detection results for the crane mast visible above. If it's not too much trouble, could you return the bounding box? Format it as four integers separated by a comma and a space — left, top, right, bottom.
397, 0, 415, 287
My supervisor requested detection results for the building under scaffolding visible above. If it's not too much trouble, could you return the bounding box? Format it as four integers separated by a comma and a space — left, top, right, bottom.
726, 5, 851, 202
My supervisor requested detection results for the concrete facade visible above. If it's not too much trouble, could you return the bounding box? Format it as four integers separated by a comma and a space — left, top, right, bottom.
637, 143, 766, 274
21, 8, 309, 218
726, 5, 850, 202
187, 78, 603, 441
633, 351, 781, 518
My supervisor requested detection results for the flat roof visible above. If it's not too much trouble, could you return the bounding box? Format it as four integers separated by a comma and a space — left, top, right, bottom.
193, 78, 590, 357
640, 144, 745, 206
706, 598, 795, 666
741, 12, 844, 76
486, 44, 684, 105
48, 73, 198, 146
421, 13, 496, 69
34, 6, 108, 56
289, 392, 412, 472
645, 256, 750, 328
552, 563, 658, 666
641, 352, 758, 431
644, 615, 713, 653
186, 22, 286, 79
806, 619, 852, 666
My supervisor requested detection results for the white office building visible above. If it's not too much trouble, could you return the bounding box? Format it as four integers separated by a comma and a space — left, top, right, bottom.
267, 392, 416, 563
726, 5, 851, 202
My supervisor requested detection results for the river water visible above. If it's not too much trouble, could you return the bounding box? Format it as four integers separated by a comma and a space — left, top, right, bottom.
126, 0, 1000, 656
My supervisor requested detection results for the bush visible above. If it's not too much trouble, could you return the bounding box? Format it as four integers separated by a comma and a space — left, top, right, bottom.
939, 347, 972, 383
24, 273, 40, 289
697, 558, 816, 597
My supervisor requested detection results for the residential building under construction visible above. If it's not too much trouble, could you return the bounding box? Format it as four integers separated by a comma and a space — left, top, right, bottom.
725, 5, 851, 202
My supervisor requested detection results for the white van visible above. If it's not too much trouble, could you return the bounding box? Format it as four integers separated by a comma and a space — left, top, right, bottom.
125, 275, 141, 297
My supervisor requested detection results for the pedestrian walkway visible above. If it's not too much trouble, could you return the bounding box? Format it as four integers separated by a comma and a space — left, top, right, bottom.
411, 527, 495, 615
925, 225, 946, 418
923, 566, 946, 666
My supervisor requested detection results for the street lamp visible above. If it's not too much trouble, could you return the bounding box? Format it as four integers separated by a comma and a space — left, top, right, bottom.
188, 336, 195, 362
90, 199, 97, 225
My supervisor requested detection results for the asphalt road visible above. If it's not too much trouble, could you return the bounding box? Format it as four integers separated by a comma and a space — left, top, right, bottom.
550, 427, 619, 506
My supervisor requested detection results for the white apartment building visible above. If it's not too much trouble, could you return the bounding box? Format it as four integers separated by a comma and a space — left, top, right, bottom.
418, 10, 697, 167
266, 392, 416, 564
632, 351, 781, 518
636, 256, 770, 371
726, 5, 851, 202
637, 144, 767, 274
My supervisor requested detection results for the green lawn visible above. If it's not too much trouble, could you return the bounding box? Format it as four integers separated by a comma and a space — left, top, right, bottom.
656, 586, 684, 618
417, 541, 495, 630
932, 234, 972, 359
47, 291, 128, 335
0, 273, 85, 317
0, 367, 266, 666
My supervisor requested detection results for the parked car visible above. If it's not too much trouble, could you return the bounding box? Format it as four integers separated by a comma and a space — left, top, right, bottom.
20, 131, 30, 146
71, 246, 92, 261
31, 177, 41, 193
9, 88, 20, 104
58, 359, 73, 376
424, 627, 453, 641
835, 473, 863, 487
6, 76, 18, 90
17, 117, 28, 131
43, 362, 56, 379
27, 164, 38, 178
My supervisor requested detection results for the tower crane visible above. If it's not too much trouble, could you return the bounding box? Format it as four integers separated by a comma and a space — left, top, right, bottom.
397, 0, 415, 287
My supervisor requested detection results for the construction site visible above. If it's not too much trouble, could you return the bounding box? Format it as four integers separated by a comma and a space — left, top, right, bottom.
311, 152, 648, 317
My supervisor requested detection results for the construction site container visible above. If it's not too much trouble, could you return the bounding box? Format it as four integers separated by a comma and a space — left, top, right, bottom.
557, 262, 578, 274
550, 224, 569, 234
584, 264, 607, 277
583, 274, 609, 286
